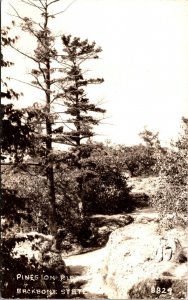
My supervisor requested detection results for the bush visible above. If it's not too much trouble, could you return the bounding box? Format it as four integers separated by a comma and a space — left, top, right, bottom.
150, 117, 188, 228
1, 188, 70, 299
1, 168, 50, 232
55, 142, 133, 217
121, 144, 158, 177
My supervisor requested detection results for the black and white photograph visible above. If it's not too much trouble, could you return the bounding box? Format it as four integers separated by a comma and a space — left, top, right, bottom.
1, 0, 188, 298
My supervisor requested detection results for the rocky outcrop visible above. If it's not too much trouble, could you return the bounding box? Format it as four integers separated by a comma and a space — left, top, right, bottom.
76, 214, 134, 249
98, 219, 187, 299
89, 214, 134, 247
12, 212, 187, 299
90, 214, 134, 228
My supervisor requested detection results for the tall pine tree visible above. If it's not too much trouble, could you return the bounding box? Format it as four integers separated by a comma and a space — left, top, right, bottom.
8, 0, 72, 234
55, 35, 106, 216
7, 0, 106, 231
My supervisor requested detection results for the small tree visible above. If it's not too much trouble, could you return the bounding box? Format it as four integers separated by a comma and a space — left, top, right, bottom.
139, 128, 160, 148
118, 129, 165, 177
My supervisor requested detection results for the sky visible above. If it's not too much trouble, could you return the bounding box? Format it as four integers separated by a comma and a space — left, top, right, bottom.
2, 0, 188, 146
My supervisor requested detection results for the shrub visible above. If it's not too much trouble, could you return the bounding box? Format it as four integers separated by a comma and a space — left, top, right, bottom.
115, 129, 165, 177
55, 142, 133, 217
1, 188, 70, 299
1, 168, 49, 232
150, 117, 188, 228
122, 144, 158, 177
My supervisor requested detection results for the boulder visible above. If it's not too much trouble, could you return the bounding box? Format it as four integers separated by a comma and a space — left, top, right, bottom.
98, 222, 187, 299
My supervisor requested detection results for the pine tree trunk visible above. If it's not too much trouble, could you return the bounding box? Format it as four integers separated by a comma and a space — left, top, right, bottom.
46, 165, 57, 235
44, 8, 57, 235
45, 70, 57, 235
74, 77, 85, 219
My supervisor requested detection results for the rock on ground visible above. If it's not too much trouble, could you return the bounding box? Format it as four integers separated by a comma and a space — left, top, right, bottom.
97, 220, 187, 299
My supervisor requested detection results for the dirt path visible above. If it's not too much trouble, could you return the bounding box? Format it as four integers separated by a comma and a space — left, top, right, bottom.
63, 247, 107, 297
63, 208, 159, 298
63, 247, 106, 267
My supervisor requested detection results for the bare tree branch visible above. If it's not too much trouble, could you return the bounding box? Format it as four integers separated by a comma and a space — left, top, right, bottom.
37, 62, 47, 82
48, 0, 60, 6
53, 0, 77, 16
20, 0, 44, 10
32, 74, 46, 90
9, 77, 44, 91
52, 136, 76, 146
38, 0, 45, 9
10, 44, 38, 63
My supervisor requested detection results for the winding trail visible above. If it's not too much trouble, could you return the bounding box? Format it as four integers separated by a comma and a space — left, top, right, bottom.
64, 247, 106, 267
63, 208, 158, 298
63, 247, 107, 297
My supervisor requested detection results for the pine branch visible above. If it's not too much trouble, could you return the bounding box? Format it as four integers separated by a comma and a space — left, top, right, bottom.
8, 3, 42, 29
9, 2, 57, 57
53, 56, 73, 69
52, 117, 75, 132
9, 3, 24, 19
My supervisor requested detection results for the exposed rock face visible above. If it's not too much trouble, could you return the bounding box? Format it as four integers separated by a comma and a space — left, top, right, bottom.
98, 219, 187, 299
90, 214, 134, 247
91, 214, 134, 228
128, 278, 187, 299
12, 215, 134, 263
12, 211, 187, 299
77, 214, 134, 249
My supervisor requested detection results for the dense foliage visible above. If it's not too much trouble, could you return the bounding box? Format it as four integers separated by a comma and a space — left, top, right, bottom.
118, 144, 158, 177
150, 117, 188, 227
55, 143, 133, 221
1, 25, 34, 163
1, 24, 70, 298
115, 129, 164, 177
1, 188, 70, 299
2, 142, 134, 257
